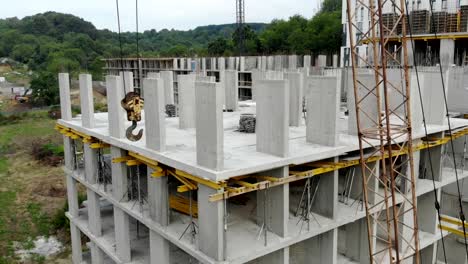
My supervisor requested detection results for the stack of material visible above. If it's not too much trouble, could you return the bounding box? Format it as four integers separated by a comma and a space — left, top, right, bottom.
461, 6, 468, 32
410, 10, 430, 34
382, 13, 402, 36
432, 12, 448, 33
446, 13, 459, 32
165, 104, 177, 117
239, 113, 256, 133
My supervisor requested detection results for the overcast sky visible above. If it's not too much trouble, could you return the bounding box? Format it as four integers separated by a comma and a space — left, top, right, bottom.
0, 0, 320, 32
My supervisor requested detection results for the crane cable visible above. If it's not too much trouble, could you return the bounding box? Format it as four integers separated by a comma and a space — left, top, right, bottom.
115, 0, 127, 94
427, 0, 468, 257
403, 1, 448, 262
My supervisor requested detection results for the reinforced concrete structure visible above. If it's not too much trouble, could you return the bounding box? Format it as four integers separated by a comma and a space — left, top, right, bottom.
59, 65, 468, 263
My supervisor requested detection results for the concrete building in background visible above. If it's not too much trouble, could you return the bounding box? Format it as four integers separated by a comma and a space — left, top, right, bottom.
340, 0, 468, 67
58, 60, 468, 263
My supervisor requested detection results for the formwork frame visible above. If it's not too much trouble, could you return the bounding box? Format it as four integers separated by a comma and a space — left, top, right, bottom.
345, 0, 421, 262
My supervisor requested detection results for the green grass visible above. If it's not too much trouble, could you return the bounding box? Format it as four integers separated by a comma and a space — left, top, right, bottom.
0, 112, 59, 262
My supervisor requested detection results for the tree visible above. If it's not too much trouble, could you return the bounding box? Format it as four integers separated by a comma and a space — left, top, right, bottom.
207, 37, 231, 56
30, 72, 59, 106
11, 44, 36, 64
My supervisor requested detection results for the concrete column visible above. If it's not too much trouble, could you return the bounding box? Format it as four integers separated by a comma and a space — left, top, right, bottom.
256, 80, 289, 157
84, 143, 102, 236
421, 71, 448, 126
147, 72, 160, 78
150, 230, 171, 263
346, 218, 376, 264
145, 101, 171, 264
110, 147, 128, 201
312, 157, 339, 219
87, 189, 102, 236
306, 75, 340, 146
218, 57, 226, 71
304, 55, 312, 68
120, 71, 134, 92
211, 58, 217, 70
256, 248, 289, 264
240, 56, 246, 72
114, 207, 131, 262
267, 56, 274, 70
251, 69, 266, 101
143, 78, 166, 151
333, 54, 339, 68
178, 74, 197, 129
79, 74, 95, 128
161, 71, 174, 105
228, 57, 235, 70
288, 55, 298, 70
198, 185, 225, 261
440, 39, 455, 68
70, 223, 83, 264
257, 167, 289, 237
90, 242, 104, 264
106, 75, 126, 139
284, 72, 303, 127
347, 74, 378, 135
173, 58, 178, 70
64, 136, 79, 216
58, 73, 72, 121
317, 55, 327, 67
195, 81, 224, 170
349, 161, 380, 205
202, 58, 207, 72
274, 55, 283, 71
224, 70, 239, 111
299, 229, 337, 264
261, 56, 267, 71
404, 40, 414, 67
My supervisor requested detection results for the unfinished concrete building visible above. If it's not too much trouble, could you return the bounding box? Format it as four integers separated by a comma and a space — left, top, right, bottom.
341, 0, 468, 67
57, 60, 468, 263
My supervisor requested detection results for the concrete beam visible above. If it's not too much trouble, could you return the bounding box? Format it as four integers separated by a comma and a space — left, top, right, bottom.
256, 80, 289, 157
161, 71, 175, 105
144, 78, 166, 151
178, 74, 197, 129
306, 75, 340, 146
79, 74, 95, 128
106, 75, 126, 139
58, 73, 72, 121
198, 185, 225, 261
284, 72, 303, 127
224, 70, 239, 111
195, 81, 224, 170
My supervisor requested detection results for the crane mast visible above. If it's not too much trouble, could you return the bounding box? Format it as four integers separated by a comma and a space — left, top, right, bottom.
345, 0, 421, 262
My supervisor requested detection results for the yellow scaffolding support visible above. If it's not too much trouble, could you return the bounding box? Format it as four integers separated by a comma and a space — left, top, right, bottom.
56, 122, 468, 202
